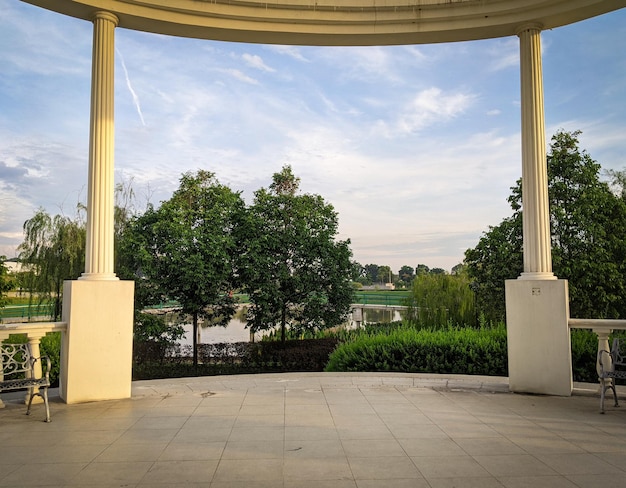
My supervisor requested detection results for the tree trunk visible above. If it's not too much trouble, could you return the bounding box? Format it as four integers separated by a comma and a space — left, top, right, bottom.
193, 312, 198, 367
280, 305, 286, 343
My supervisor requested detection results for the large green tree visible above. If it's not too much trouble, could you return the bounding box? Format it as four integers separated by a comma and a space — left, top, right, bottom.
237, 166, 354, 341
465, 130, 626, 321
122, 170, 244, 365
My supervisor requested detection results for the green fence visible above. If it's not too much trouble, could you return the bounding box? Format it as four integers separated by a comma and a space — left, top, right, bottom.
0, 303, 55, 320
353, 291, 410, 307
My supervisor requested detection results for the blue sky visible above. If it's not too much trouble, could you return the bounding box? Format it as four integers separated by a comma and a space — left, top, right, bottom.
1, 2, 625, 273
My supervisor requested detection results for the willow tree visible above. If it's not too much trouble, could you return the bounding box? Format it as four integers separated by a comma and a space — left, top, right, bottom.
405, 272, 476, 329
18, 209, 85, 321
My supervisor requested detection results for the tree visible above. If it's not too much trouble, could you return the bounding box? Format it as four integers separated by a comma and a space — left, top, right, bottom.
351, 261, 368, 285
237, 165, 354, 341
0, 256, 14, 312
17, 208, 86, 321
122, 170, 244, 365
451, 263, 465, 275
465, 130, 626, 320
398, 265, 415, 283
376, 265, 393, 284
363, 264, 379, 284
406, 272, 476, 329
429, 267, 447, 275
415, 264, 430, 276
464, 215, 522, 321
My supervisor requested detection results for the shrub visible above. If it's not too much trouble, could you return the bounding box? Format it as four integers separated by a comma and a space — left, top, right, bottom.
40, 332, 61, 387
325, 324, 508, 376
132, 338, 339, 380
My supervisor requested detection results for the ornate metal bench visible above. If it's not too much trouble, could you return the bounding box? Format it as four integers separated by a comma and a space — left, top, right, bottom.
0, 343, 51, 422
598, 337, 626, 414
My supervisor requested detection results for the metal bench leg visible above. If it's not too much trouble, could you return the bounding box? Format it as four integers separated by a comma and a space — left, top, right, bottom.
601, 381, 607, 413
41, 387, 51, 422
26, 390, 35, 417
26, 389, 51, 422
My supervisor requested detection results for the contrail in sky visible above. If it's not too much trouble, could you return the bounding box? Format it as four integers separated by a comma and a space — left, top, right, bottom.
116, 47, 146, 126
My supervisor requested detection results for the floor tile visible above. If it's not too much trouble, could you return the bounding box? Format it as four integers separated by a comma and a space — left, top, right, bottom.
140, 459, 218, 484
473, 454, 559, 477
213, 458, 284, 482
348, 456, 422, 480
411, 455, 491, 478
284, 457, 353, 481
222, 439, 284, 459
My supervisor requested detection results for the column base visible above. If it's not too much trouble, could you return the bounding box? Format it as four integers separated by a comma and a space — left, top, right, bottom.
505, 279, 572, 396
78, 272, 119, 281
61, 279, 134, 403
518, 272, 557, 280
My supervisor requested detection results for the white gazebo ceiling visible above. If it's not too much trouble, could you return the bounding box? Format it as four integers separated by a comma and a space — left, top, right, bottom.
21, 0, 626, 45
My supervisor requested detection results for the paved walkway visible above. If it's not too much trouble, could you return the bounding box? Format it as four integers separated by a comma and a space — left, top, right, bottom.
1, 373, 626, 487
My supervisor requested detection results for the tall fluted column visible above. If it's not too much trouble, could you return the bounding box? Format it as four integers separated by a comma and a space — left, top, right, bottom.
81, 11, 119, 281
517, 24, 555, 280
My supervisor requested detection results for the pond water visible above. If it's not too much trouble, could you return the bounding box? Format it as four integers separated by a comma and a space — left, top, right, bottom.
175, 306, 405, 346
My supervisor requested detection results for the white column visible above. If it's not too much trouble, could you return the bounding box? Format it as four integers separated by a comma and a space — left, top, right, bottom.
81, 11, 119, 281
517, 24, 555, 281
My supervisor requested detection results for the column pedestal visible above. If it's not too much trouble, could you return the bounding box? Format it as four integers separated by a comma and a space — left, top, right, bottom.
506, 279, 572, 396
60, 280, 134, 403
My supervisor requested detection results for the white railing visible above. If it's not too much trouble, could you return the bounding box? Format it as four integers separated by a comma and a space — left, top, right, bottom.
568, 318, 626, 380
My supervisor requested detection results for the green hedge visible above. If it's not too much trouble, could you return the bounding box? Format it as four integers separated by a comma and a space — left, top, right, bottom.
325, 325, 508, 376
132, 338, 339, 380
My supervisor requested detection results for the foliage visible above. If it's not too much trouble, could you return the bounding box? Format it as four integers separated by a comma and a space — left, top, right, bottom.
376, 265, 393, 284
121, 170, 244, 366
397, 265, 415, 287
17, 209, 86, 321
40, 332, 62, 386
0, 256, 14, 311
570, 329, 601, 383
325, 324, 508, 376
132, 312, 185, 364
464, 215, 522, 322
132, 338, 339, 379
236, 166, 354, 342
405, 272, 476, 329
465, 130, 626, 320
362, 264, 380, 285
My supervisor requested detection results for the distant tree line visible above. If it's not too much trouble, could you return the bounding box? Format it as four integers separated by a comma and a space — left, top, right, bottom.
352, 262, 455, 289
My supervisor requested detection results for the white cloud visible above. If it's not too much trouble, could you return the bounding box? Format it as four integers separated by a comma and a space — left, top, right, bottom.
396, 87, 476, 134
266, 45, 310, 62
241, 53, 275, 72
220, 68, 259, 85
487, 38, 519, 71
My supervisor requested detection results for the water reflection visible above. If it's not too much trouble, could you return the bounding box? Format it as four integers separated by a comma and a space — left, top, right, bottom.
173, 306, 404, 345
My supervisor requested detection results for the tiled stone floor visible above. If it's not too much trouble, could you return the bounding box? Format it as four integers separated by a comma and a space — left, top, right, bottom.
1, 373, 626, 487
